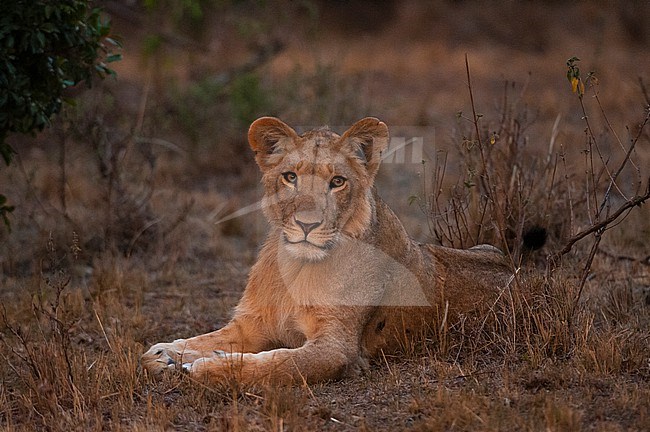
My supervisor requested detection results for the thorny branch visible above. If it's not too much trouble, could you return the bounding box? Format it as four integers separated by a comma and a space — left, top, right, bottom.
549, 68, 650, 276
548, 178, 650, 269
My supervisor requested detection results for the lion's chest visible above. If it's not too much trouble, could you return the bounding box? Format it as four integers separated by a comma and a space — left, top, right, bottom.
276, 244, 384, 308
274, 237, 428, 308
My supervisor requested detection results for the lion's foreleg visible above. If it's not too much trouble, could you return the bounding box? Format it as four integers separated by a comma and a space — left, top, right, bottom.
141, 317, 270, 375
184, 338, 360, 385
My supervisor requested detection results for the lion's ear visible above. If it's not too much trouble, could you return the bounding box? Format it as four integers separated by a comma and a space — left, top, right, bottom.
248, 117, 299, 171
340, 117, 389, 178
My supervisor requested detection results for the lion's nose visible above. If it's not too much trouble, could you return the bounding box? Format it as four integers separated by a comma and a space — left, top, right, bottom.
294, 218, 322, 235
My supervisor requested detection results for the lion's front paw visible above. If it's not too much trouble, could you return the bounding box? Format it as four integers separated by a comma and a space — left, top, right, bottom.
180, 357, 220, 378
141, 339, 197, 375
181, 354, 240, 381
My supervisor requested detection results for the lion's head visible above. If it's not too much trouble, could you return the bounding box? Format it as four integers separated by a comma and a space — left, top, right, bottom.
248, 117, 389, 261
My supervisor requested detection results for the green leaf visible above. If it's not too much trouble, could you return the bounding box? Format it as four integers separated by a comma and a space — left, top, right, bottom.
105, 37, 122, 48
0, 193, 14, 231
1, 143, 15, 165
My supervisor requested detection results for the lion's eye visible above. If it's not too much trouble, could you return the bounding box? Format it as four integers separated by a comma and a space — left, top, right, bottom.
330, 176, 347, 189
282, 171, 297, 184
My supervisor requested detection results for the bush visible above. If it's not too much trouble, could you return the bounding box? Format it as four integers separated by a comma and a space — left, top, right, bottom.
0, 0, 120, 227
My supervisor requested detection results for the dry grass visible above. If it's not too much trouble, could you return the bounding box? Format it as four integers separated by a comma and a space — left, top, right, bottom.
1, 1, 650, 430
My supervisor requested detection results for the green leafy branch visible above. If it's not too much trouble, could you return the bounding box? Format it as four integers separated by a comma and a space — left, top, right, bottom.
0, 0, 121, 230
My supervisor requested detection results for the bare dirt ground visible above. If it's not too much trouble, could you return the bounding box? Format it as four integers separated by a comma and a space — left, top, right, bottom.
1, 1, 649, 430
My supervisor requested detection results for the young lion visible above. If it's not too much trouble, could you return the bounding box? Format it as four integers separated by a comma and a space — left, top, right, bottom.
141, 117, 513, 384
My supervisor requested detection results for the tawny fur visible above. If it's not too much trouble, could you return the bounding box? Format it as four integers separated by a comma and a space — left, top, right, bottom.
141, 117, 513, 385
